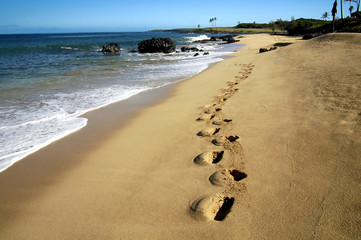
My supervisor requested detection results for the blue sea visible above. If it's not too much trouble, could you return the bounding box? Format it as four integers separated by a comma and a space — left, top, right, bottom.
0, 32, 240, 172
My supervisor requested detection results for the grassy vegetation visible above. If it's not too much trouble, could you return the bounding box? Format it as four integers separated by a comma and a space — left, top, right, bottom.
326, 17, 361, 33
287, 18, 361, 34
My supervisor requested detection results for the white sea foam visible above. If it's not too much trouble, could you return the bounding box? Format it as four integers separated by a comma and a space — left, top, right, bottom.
0, 117, 87, 172
0, 86, 147, 172
184, 35, 210, 42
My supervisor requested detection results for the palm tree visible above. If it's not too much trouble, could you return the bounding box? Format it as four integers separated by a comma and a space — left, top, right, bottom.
355, 0, 361, 11
332, 0, 338, 32
344, 0, 357, 16
322, 12, 330, 20
349, 5, 355, 15
214, 17, 217, 28
209, 18, 214, 28
341, 0, 344, 22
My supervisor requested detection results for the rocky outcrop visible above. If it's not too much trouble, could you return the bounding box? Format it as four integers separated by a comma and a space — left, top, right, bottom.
219, 35, 238, 43
138, 37, 176, 53
102, 43, 120, 53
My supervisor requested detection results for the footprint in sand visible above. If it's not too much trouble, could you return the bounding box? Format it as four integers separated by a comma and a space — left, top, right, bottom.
193, 151, 224, 165
212, 135, 239, 146
190, 193, 234, 221
196, 114, 215, 121
209, 169, 247, 186
216, 95, 228, 103
204, 107, 222, 114
227, 80, 239, 86
197, 128, 221, 137
212, 118, 232, 126
222, 87, 238, 96
234, 76, 246, 80
224, 89, 236, 95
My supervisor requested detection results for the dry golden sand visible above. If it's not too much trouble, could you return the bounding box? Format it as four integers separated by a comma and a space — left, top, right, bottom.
0, 33, 361, 239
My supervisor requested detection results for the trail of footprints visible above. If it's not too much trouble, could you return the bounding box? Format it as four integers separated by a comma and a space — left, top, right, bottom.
190, 63, 254, 221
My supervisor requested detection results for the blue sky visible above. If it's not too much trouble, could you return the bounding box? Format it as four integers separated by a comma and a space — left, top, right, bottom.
0, 0, 353, 33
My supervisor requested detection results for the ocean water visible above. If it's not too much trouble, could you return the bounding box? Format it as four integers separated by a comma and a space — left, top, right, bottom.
0, 32, 240, 172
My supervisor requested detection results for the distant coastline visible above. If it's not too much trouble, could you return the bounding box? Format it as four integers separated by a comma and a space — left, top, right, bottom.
149, 27, 287, 34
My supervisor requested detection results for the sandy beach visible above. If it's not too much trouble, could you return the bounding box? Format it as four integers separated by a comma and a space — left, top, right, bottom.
1, 33, 360, 239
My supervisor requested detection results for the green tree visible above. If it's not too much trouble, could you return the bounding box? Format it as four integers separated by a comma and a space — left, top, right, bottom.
269, 21, 276, 32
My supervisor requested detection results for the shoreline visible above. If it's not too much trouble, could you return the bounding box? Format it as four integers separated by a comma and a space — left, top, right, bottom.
0, 37, 242, 173
0, 40, 243, 216
1, 33, 360, 239
0, 37, 245, 174
0, 79, 176, 171
0, 80, 175, 173
0, 31, 241, 173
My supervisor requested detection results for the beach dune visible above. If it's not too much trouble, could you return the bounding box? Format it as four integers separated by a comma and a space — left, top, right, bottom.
0, 33, 360, 239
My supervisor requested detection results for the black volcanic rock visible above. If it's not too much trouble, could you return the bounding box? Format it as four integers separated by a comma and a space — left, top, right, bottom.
219, 35, 238, 43
138, 37, 176, 53
102, 43, 120, 53
181, 47, 200, 52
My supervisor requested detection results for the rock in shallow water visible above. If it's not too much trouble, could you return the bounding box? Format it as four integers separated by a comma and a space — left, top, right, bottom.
102, 43, 120, 53
138, 37, 176, 53
181, 46, 199, 52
